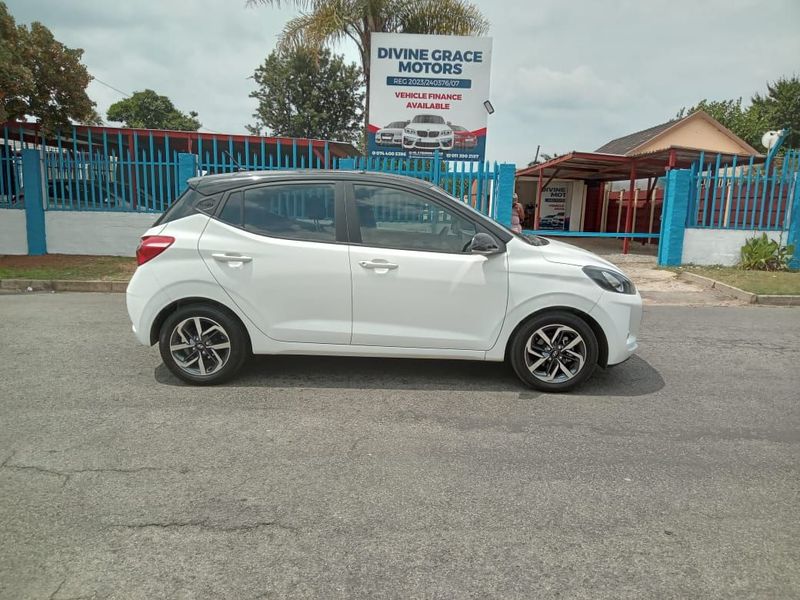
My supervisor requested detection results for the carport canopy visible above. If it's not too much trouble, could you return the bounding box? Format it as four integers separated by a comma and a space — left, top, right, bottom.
515, 146, 765, 253
515, 146, 763, 182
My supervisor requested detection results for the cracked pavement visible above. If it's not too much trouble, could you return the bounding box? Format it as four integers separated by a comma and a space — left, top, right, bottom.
0, 293, 798, 599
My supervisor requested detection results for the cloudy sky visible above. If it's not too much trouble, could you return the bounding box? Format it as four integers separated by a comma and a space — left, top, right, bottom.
7, 0, 800, 165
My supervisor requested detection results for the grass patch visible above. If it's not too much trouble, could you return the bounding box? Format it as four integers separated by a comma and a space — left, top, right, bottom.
674, 266, 800, 295
0, 255, 136, 281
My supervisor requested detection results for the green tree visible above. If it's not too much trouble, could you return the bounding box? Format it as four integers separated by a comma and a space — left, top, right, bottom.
0, 1, 99, 131
676, 76, 800, 150
106, 89, 201, 131
247, 0, 489, 132
247, 47, 363, 143
749, 76, 800, 148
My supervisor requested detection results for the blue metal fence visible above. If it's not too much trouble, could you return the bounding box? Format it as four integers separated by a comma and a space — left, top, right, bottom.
687, 148, 800, 232
1, 125, 505, 218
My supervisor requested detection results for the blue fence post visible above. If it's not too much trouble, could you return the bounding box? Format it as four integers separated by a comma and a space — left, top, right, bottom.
177, 153, 198, 195
21, 149, 46, 256
338, 157, 357, 170
657, 168, 692, 266
494, 163, 516, 227
787, 173, 800, 269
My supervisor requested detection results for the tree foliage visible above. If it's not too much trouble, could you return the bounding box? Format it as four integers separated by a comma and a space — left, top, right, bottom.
106, 89, 201, 131
0, 1, 99, 131
247, 0, 489, 131
750, 77, 800, 148
677, 76, 800, 150
247, 47, 364, 143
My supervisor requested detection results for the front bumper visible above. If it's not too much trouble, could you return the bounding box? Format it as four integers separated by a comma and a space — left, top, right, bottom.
455, 138, 478, 149
377, 134, 402, 146
589, 290, 643, 365
402, 134, 454, 151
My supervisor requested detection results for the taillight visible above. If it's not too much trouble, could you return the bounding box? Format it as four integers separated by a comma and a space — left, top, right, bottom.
136, 235, 175, 266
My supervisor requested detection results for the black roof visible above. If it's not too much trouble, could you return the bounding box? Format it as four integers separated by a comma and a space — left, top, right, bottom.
594, 117, 682, 155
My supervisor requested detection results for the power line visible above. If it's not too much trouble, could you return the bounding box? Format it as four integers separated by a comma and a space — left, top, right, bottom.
92, 77, 132, 98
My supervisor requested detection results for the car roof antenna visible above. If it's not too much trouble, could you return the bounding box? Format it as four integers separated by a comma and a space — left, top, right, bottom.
222, 150, 246, 172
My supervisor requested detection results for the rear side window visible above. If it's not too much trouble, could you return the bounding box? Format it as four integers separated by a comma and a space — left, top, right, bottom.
218, 191, 243, 227
241, 183, 336, 243
153, 189, 219, 226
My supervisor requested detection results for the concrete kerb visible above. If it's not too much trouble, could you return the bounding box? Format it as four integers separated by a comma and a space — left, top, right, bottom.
677, 271, 800, 306
0, 279, 128, 293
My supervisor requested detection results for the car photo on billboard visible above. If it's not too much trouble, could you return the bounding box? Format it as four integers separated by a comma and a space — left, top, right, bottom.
376, 120, 409, 146
402, 114, 454, 152
449, 124, 478, 149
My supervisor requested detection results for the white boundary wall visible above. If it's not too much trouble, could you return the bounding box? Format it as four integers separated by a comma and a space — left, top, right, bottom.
682, 228, 779, 266
45, 212, 158, 257
0, 210, 28, 255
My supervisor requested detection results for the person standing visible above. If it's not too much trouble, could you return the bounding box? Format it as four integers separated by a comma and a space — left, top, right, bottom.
511, 193, 525, 233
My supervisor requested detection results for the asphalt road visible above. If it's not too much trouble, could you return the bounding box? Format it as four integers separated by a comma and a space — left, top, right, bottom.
0, 293, 798, 599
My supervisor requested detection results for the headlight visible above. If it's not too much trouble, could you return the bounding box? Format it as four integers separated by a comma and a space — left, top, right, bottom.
582, 266, 636, 294
404, 128, 414, 135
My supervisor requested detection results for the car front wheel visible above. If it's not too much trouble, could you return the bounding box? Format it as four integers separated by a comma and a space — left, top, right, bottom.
159, 304, 248, 385
509, 311, 599, 392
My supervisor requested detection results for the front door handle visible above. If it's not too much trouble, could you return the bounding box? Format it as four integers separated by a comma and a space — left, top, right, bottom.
212, 253, 253, 263
359, 260, 398, 270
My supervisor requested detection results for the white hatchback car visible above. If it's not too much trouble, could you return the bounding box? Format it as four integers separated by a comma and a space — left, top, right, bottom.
127, 171, 642, 391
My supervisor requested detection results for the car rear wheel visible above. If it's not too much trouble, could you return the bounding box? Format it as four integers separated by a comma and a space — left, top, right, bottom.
159, 304, 248, 385
509, 311, 599, 392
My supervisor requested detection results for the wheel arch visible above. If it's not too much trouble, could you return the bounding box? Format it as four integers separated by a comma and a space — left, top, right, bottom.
503, 306, 609, 368
150, 297, 252, 352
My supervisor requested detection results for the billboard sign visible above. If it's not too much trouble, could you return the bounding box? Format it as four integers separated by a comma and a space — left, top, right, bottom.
367, 32, 493, 162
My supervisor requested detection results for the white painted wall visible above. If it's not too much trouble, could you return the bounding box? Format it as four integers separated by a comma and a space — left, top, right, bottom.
568, 181, 587, 231
0, 210, 28, 255
682, 228, 779, 266
46, 212, 158, 256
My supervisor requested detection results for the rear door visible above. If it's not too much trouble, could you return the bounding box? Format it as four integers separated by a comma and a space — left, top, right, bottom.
198, 180, 352, 344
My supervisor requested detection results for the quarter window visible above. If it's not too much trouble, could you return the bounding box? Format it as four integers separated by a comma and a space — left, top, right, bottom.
352, 185, 477, 253
218, 191, 243, 227
226, 184, 336, 242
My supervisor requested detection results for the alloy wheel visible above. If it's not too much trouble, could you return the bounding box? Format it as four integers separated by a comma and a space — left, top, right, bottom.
168, 316, 232, 377
524, 324, 587, 383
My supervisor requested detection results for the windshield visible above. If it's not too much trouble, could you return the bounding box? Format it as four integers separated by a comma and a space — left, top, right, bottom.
451, 125, 466, 131
412, 115, 445, 124
386, 122, 406, 128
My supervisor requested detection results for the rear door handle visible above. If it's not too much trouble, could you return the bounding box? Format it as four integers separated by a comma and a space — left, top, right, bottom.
212, 253, 253, 263
359, 260, 398, 270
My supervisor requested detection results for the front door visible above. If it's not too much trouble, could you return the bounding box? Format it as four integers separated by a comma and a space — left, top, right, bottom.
198, 180, 352, 344
346, 182, 508, 350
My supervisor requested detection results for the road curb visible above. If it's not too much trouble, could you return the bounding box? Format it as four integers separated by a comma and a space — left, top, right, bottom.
0, 279, 128, 293
677, 271, 800, 306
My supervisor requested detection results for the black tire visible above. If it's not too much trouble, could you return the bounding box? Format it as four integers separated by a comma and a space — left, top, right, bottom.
159, 303, 249, 385
509, 311, 599, 392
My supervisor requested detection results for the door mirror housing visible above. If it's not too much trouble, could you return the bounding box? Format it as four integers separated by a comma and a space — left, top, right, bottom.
467, 232, 502, 255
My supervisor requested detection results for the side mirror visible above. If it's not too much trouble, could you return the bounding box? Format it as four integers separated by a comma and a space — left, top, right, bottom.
467, 232, 502, 255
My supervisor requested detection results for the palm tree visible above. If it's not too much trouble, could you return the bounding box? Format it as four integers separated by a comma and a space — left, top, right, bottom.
247, 0, 489, 136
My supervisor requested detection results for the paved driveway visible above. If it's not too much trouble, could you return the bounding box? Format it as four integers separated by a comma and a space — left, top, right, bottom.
0, 293, 798, 599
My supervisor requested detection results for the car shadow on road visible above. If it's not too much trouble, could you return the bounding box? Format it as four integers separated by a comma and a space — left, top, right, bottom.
155, 354, 664, 397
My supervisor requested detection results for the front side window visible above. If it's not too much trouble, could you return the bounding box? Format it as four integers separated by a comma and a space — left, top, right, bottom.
229, 183, 336, 242
352, 185, 477, 253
